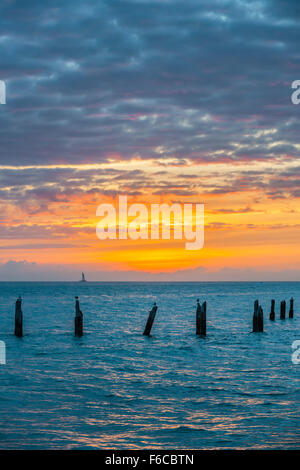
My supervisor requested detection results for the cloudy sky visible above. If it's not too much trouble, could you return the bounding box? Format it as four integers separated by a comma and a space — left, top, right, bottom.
0, 0, 300, 280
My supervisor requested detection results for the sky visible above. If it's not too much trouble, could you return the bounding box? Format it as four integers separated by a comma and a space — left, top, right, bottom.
0, 0, 300, 281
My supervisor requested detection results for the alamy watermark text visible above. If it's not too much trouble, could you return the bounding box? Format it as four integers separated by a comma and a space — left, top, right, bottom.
96, 196, 204, 250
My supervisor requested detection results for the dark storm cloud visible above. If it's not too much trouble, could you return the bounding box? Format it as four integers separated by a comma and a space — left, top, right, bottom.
0, 0, 300, 166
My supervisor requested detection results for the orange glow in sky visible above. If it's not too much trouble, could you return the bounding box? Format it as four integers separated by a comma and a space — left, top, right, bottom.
1, 156, 300, 278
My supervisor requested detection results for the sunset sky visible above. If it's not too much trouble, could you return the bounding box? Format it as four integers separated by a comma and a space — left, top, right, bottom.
0, 0, 300, 280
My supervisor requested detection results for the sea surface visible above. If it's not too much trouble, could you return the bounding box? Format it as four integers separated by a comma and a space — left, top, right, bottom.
0, 282, 299, 449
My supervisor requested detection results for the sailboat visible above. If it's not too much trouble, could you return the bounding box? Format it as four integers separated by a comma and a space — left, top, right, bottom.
80, 272, 87, 282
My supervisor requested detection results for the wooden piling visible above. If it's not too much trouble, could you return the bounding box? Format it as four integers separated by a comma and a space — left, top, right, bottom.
270, 299, 275, 321
196, 299, 201, 335
280, 300, 286, 320
74, 296, 83, 337
289, 297, 294, 319
196, 299, 206, 336
14, 296, 23, 337
258, 305, 264, 332
143, 302, 158, 336
253, 299, 259, 332
253, 300, 263, 332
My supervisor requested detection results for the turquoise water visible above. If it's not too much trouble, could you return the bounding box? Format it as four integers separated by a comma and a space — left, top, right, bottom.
0, 282, 299, 449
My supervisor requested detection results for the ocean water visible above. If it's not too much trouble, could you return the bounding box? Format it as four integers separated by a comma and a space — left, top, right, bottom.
0, 281, 299, 450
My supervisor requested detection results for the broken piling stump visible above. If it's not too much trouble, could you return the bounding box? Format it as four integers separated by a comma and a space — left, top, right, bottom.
253, 300, 263, 332
143, 302, 158, 336
196, 299, 206, 336
14, 296, 23, 337
270, 299, 275, 321
289, 298, 294, 319
258, 306, 264, 332
196, 299, 201, 335
253, 300, 259, 332
280, 300, 286, 320
74, 296, 83, 337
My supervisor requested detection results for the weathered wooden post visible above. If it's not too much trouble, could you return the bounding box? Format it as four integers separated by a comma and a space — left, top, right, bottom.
14, 296, 23, 337
196, 299, 207, 336
280, 300, 286, 320
253, 300, 263, 332
74, 296, 83, 337
196, 299, 201, 335
253, 299, 259, 332
258, 305, 264, 332
143, 302, 158, 336
289, 298, 294, 319
270, 299, 275, 321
